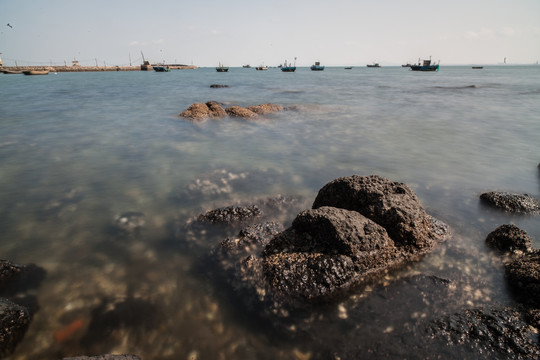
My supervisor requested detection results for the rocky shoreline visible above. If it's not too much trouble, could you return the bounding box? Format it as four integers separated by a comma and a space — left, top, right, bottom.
1, 167, 539, 358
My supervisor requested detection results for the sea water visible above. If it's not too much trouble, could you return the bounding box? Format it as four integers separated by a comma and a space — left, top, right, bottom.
0, 66, 539, 359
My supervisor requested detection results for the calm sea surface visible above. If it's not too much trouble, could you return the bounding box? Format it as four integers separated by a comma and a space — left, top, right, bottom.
1, 66, 539, 359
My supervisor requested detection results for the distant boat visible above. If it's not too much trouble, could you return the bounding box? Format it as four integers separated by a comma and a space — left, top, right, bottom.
344, 67, 353, 70
242, 64, 251, 68
367, 63, 381, 68
472, 66, 483, 69
410, 57, 439, 72
281, 58, 296, 72
310, 61, 325, 71
256, 65, 268, 70
153, 65, 170, 72
401, 63, 412, 67
216, 63, 229, 72
22, 70, 49, 75
2, 69, 23, 74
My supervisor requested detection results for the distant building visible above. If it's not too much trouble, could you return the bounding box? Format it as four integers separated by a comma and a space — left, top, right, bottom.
72, 60, 80, 67
0, 53, 3, 67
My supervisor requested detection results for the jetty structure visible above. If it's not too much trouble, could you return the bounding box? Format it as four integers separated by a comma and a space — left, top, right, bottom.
0, 52, 197, 73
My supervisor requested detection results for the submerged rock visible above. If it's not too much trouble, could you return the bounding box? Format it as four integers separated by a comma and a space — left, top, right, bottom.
113, 212, 146, 235
427, 307, 540, 359
485, 224, 533, 254
0, 298, 31, 357
196, 205, 261, 225
505, 250, 540, 307
480, 191, 540, 214
246, 103, 284, 115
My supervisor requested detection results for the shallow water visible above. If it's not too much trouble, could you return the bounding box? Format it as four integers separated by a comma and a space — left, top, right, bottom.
0, 65, 539, 359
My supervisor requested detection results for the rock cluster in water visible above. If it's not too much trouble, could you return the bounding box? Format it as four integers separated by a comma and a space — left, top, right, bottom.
180, 101, 284, 120
212, 175, 450, 318
425, 170, 540, 358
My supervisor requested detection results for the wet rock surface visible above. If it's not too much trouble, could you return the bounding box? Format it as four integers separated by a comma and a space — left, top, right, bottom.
195, 205, 261, 225
225, 105, 257, 118
480, 191, 540, 214
505, 250, 540, 307
210, 175, 451, 329
312, 174, 449, 250
427, 307, 540, 359
486, 224, 533, 254
0, 298, 31, 358
0, 260, 46, 356
246, 103, 284, 115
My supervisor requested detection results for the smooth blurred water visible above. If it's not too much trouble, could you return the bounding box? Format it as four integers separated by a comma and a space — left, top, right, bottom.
0, 66, 539, 359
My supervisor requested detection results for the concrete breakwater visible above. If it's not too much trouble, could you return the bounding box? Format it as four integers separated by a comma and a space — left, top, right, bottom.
1, 64, 198, 72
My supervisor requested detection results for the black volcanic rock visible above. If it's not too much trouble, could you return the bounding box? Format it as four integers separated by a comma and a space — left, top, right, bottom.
0, 298, 31, 357
312, 175, 449, 250
212, 175, 450, 320
485, 224, 533, 254
427, 307, 540, 359
480, 191, 540, 214
505, 250, 540, 307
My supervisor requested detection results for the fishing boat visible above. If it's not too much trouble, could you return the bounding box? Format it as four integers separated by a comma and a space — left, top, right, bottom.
22, 70, 49, 75
367, 62, 381, 68
242, 64, 251, 68
216, 63, 229, 72
344, 67, 353, 70
310, 61, 324, 71
410, 57, 439, 72
281, 58, 296, 72
256, 65, 268, 71
472, 66, 484, 69
153, 65, 170, 72
1, 69, 23, 74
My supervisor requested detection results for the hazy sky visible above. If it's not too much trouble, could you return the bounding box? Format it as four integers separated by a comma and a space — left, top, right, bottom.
1, 0, 539, 67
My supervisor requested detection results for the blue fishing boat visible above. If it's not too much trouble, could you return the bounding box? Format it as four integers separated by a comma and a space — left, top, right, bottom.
410, 57, 439, 72
310, 61, 324, 71
153, 65, 170, 72
281, 58, 296, 72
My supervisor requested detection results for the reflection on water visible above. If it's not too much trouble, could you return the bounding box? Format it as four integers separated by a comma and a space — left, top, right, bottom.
0, 66, 539, 359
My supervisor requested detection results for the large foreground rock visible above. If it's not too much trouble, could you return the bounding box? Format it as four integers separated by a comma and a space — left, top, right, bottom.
212, 175, 450, 320
312, 175, 449, 251
0, 298, 31, 357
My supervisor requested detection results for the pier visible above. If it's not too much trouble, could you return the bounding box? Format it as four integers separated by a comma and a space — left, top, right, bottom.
0, 64, 198, 73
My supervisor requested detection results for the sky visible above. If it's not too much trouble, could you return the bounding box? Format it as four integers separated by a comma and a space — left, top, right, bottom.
1, 0, 539, 67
